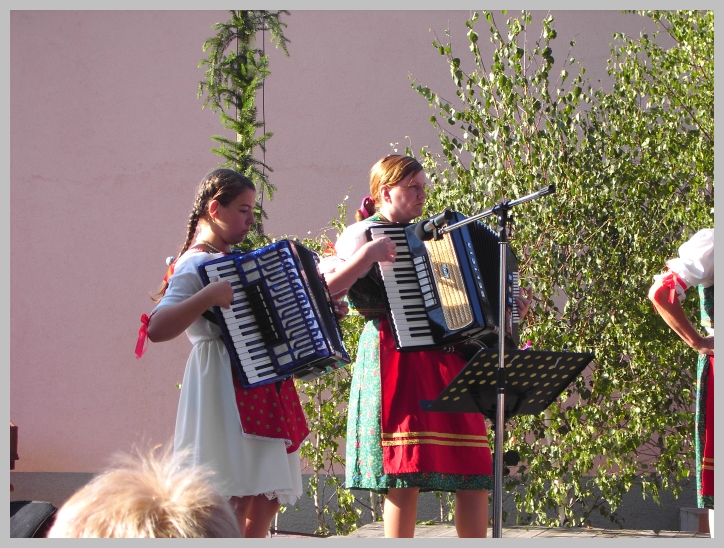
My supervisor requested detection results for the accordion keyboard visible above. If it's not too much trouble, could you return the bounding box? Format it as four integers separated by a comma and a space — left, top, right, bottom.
201, 258, 278, 386
200, 239, 353, 388
368, 213, 521, 352
369, 225, 436, 348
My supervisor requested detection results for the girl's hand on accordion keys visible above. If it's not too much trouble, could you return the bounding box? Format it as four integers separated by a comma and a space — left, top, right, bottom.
204, 277, 235, 309
147, 277, 234, 343
366, 236, 397, 264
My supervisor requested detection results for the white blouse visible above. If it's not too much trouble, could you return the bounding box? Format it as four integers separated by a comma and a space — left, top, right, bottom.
665, 228, 714, 289
318, 220, 376, 278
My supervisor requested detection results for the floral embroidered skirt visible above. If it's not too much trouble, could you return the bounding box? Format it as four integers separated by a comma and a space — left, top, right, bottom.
345, 317, 493, 493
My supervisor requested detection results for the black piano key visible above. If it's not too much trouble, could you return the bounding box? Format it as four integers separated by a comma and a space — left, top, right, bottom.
398, 312, 429, 322
232, 312, 254, 320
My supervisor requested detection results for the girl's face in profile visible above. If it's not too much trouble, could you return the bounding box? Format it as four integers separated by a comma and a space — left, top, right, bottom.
214, 188, 256, 244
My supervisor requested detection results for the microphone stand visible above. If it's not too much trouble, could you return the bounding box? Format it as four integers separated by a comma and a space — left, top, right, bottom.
432, 184, 555, 538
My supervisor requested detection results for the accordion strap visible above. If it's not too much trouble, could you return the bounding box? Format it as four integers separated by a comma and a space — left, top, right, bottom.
201, 309, 219, 325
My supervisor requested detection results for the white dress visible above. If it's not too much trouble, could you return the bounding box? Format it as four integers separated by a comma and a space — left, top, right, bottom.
153, 249, 303, 504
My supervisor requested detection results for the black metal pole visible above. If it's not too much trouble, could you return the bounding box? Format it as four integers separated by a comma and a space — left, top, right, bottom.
423, 184, 555, 537
492, 208, 509, 538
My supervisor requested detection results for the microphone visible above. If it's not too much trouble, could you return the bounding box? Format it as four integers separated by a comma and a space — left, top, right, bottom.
413, 209, 453, 241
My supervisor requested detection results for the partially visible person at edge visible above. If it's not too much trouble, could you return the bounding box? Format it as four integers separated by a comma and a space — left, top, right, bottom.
48, 446, 242, 538
320, 155, 533, 538
135, 168, 348, 537
649, 228, 714, 521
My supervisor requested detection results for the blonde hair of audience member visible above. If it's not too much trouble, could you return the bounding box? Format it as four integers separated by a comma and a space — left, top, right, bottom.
47, 446, 241, 538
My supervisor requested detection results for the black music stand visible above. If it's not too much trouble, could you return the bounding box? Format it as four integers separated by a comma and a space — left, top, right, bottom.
421, 348, 594, 534
420, 184, 557, 537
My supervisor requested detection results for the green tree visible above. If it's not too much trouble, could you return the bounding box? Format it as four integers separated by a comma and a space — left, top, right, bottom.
292, 201, 366, 535
198, 10, 290, 249
407, 9, 713, 527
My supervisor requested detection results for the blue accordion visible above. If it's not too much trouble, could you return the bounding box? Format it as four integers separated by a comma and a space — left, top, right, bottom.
367, 211, 520, 353
198, 240, 351, 388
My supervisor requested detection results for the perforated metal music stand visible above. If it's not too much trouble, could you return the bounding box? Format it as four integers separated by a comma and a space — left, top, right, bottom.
423, 348, 593, 420
421, 348, 594, 535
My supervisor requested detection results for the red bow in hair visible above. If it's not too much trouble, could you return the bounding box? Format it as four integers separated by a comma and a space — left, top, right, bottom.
136, 258, 175, 359
322, 237, 337, 257
360, 196, 374, 219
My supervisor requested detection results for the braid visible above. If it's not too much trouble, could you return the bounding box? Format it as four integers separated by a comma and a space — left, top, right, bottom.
151, 208, 203, 302
178, 212, 201, 259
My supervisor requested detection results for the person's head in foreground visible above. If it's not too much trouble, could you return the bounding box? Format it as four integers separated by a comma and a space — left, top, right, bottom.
47, 445, 241, 538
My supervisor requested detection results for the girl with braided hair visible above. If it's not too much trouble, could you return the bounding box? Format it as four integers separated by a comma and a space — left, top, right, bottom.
137, 168, 345, 537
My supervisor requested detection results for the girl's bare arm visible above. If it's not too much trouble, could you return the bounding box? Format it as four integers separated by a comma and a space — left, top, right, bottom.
648, 278, 714, 355
147, 279, 234, 343
324, 238, 396, 295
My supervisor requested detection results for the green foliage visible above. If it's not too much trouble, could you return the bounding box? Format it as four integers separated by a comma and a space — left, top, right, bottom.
290, 199, 365, 535
198, 10, 290, 248
408, 10, 713, 527
434, 491, 456, 523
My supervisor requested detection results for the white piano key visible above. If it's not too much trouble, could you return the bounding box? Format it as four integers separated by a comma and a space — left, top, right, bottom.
388, 296, 425, 310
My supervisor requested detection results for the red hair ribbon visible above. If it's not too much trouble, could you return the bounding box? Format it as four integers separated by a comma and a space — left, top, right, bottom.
137, 259, 174, 359
322, 237, 337, 257
135, 313, 151, 359
360, 196, 374, 219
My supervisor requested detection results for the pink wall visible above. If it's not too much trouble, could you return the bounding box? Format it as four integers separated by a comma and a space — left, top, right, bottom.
10, 10, 655, 472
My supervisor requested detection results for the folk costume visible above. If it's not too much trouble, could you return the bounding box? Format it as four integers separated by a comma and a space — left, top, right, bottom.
654, 228, 714, 509
323, 214, 493, 493
149, 248, 308, 504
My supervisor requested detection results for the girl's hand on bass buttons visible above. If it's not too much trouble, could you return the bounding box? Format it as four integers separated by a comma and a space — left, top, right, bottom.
515, 286, 533, 320
331, 289, 349, 321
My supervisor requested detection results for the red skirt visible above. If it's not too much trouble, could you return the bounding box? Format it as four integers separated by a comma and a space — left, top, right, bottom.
700, 354, 714, 504
233, 378, 309, 453
378, 316, 493, 476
